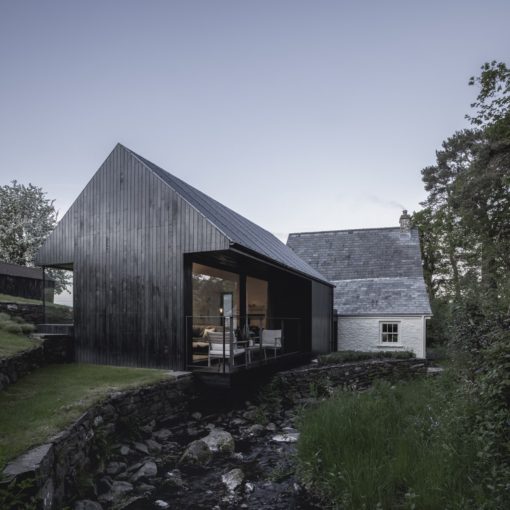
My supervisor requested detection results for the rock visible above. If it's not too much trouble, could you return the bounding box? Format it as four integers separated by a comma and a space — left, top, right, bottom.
201, 429, 235, 454
244, 482, 254, 494
242, 409, 259, 421
97, 476, 113, 494
74, 500, 103, 510
191, 411, 202, 420
119, 445, 131, 456
111, 481, 134, 496
153, 428, 172, 441
155, 500, 170, 509
266, 422, 277, 432
272, 432, 300, 443
131, 460, 158, 482
100, 481, 134, 503
106, 461, 127, 476
162, 468, 185, 490
186, 425, 201, 437
205, 423, 216, 430
222, 468, 244, 491
126, 462, 144, 473
139, 424, 154, 437
230, 418, 245, 427
133, 442, 149, 455
179, 439, 213, 466
145, 438, 162, 453
135, 483, 155, 495
247, 424, 265, 436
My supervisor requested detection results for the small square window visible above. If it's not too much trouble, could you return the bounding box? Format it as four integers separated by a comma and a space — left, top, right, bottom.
381, 322, 399, 343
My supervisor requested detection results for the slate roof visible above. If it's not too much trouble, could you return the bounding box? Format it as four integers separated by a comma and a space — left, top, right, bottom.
332, 277, 431, 316
125, 146, 330, 285
287, 227, 431, 315
0, 261, 54, 281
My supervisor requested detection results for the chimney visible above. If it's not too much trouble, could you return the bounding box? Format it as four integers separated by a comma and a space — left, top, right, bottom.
399, 209, 412, 236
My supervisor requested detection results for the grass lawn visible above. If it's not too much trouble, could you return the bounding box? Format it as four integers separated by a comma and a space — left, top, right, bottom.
0, 293, 44, 305
0, 363, 171, 470
0, 331, 39, 358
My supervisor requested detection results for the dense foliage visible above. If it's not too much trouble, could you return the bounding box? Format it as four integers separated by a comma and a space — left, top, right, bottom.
298, 374, 484, 509
0, 181, 70, 293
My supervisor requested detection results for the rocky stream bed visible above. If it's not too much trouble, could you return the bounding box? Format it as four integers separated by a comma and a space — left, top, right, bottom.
73, 388, 321, 510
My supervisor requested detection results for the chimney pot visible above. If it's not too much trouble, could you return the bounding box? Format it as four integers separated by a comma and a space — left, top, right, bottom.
399, 209, 412, 234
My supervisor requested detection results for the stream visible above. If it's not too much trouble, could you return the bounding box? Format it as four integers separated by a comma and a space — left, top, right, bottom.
75, 380, 322, 510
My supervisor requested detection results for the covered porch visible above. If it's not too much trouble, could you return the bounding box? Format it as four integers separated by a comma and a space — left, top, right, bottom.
184, 249, 312, 376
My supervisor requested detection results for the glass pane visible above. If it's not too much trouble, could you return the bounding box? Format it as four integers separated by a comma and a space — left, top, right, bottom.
192, 263, 240, 325
246, 276, 268, 333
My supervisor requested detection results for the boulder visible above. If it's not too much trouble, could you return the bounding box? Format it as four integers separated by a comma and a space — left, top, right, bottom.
201, 429, 235, 454
131, 460, 157, 482
178, 439, 212, 466
222, 468, 244, 491
153, 428, 172, 441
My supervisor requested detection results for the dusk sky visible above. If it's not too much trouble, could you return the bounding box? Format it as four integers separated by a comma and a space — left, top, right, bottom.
1, 0, 509, 242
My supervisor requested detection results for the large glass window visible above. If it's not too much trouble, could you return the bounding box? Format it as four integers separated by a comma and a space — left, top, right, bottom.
191, 263, 240, 321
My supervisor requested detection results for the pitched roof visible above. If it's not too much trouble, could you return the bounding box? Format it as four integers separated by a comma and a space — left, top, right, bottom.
0, 261, 54, 281
287, 227, 431, 315
287, 227, 424, 281
333, 277, 431, 315
124, 146, 330, 285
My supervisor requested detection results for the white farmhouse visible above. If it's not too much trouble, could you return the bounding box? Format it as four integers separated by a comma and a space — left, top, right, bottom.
287, 211, 432, 358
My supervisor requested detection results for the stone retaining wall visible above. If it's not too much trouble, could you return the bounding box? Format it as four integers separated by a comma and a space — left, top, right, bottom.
1, 374, 195, 510
0, 335, 73, 391
0, 302, 44, 324
275, 358, 429, 403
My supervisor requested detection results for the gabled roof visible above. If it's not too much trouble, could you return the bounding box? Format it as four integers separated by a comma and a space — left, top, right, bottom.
0, 261, 54, 281
333, 277, 431, 316
287, 227, 431, 315
124, 146, 330, 285
287, 227, 424, 281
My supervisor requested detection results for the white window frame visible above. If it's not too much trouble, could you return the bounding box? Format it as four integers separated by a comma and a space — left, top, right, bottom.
379, 321, 402, 347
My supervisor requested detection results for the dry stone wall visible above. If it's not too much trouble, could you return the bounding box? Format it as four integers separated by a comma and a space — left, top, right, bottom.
0, 335, 73, 391
1, 374, 195, 510
275, 358, 429, 403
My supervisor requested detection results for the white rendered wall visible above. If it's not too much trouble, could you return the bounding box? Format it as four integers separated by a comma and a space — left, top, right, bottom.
337, 316, 426, 358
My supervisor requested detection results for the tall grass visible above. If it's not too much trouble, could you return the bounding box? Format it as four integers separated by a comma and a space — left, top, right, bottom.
297, 373, 484, 509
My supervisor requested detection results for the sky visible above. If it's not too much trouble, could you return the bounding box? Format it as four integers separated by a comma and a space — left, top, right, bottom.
1, 0, 510, 243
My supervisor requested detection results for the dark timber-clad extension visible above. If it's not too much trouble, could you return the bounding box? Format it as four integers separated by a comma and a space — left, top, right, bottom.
35, 144, 333, 371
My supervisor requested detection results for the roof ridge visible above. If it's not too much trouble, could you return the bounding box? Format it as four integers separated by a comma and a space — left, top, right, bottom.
331, 276, 426, 283
288, 226, 418, 236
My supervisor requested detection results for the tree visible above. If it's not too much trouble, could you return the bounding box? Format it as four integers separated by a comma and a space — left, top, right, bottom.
0, 181, 70, 294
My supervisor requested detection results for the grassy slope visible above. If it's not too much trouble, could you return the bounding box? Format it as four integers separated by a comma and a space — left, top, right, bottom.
0, 293, 71, 309
0, 331, 39, 358
0, 364, 171, 470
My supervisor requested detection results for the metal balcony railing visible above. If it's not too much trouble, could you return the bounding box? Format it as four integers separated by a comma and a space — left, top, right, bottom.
186, 315, 303, 373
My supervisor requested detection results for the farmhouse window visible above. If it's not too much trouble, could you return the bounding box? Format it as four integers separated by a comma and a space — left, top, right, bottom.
381, 322, 399, 343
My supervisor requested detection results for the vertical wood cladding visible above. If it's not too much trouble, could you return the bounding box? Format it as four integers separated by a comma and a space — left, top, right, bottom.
36, 145, 229, 369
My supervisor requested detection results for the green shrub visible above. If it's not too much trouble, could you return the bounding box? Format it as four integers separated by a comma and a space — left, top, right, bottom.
0, 313, 36, 336
318, 350, 415, 365
297, 372, 483, 509
20, 323, 36, 334
2, 322, 22, 335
